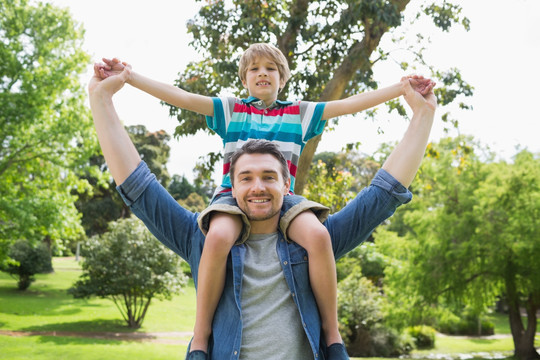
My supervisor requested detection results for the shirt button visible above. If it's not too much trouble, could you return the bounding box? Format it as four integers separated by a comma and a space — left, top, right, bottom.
234, 350, 238, 355
303, 322, 307, 327
304, 256, 308, 261
291, 292, 295, 297
283, 261, 288, 265
315, 354, 319, 358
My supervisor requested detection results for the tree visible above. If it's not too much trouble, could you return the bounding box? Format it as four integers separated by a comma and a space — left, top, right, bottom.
76, 125, 173, 238
379, 137, 540, 359
169, 0, 473, 194
69, 217, 188, 329
0, 0, 97, 262
1, 240, 52, 290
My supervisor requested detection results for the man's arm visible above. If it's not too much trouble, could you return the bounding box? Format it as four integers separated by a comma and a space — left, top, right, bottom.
321, 75, 433, 120
88, 65, 141, 185
381, 77, 437, 187
97, 58, 214, 116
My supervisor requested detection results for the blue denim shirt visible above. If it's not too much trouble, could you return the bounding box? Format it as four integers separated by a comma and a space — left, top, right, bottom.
117, 161, 412, 360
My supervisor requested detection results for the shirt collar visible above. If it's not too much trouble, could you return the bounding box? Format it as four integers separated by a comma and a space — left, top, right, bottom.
242, 96, 293, 109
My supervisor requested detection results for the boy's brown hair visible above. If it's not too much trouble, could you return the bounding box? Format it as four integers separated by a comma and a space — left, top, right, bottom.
238, 43, 292, 85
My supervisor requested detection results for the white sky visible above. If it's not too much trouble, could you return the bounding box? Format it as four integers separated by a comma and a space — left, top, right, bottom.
47, 0, 540, 182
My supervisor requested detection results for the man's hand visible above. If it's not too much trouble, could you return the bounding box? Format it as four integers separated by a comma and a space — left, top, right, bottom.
402, 76, 437, 114
94, 57, 131, 80
405, 75, 436, 96
89, 62, 131, 99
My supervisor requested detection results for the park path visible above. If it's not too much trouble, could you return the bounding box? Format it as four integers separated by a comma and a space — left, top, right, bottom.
0, 329, 193, 345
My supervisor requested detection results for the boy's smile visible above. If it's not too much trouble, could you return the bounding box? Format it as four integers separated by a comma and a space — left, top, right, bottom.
242, 56, 285, 106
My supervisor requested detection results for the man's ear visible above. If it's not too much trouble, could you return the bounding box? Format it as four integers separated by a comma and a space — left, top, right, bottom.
283, 178, 291, 195
231, 186, 237, 199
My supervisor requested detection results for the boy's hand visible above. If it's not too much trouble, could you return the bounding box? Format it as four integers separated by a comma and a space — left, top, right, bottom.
406, 75, 435, 96
89, 62, 131, 98
95, 58, 131, 80
402, 76, 437, 114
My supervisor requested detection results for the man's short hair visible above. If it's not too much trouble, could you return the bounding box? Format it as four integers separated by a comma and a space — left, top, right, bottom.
229, 140, 290, 186
238, 43, 292, 85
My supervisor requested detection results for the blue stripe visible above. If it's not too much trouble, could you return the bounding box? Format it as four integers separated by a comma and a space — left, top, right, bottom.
224, 131, 304, 145
206, 97, 226, 138
304, 102, 326, 141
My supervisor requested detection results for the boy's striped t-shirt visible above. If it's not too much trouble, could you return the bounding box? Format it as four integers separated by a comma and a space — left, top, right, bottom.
206, 96, 326, 196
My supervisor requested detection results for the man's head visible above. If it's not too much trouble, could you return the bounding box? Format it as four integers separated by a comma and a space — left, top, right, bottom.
230, 140, 290, 228
238, 43, 291, 98
230, 139, 290, 186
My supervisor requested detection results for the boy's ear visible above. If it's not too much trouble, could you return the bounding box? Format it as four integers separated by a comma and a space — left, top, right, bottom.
279, 78, 287, 90
242, 79, 248, 88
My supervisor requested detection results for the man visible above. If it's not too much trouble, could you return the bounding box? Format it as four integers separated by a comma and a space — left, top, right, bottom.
88, 65, 436, 360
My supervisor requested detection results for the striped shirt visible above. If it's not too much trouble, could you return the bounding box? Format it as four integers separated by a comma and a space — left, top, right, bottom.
206, 96, 326, 196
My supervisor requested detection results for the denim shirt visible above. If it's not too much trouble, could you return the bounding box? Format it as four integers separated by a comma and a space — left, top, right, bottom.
117, 161, 412, 360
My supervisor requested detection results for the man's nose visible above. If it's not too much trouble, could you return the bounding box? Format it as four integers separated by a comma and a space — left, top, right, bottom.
250, 177, 265, 191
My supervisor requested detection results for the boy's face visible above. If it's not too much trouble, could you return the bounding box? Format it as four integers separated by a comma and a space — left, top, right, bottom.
242, 56, 285, 106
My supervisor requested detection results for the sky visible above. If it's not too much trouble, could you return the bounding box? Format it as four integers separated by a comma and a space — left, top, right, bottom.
47, 0, 540, 182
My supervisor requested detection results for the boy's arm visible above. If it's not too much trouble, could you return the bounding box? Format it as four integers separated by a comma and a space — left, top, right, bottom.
321, 75, 432, 120
98, 58, 214, 116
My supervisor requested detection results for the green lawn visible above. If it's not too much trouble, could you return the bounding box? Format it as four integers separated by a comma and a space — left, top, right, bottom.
0, 257, 193, 360
1, 257, 538, 360
0, 257, 196, 333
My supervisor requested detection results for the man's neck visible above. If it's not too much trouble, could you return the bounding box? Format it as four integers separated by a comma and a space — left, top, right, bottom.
249, 217, 280, 235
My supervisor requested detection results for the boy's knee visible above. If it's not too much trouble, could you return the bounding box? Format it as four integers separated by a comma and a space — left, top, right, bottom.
302, 224, 332, 251
206, 213, 242, 246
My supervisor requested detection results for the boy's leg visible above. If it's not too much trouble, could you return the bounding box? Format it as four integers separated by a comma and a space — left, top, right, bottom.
191, 212, 242, 353
287, 211, 342, 347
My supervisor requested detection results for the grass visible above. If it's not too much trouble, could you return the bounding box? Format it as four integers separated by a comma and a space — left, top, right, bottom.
0, 335, 186, 360
1, 257, 538, 360
0, 257, 196, 333
0, 257, 194, 360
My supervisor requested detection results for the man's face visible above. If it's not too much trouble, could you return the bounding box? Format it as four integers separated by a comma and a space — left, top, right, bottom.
231, 153, 290, 229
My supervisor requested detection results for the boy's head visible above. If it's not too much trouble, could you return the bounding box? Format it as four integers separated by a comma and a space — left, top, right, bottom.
238, 43, 291, 86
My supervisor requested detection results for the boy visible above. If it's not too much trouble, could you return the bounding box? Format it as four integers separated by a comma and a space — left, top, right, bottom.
96, 43, 433, 358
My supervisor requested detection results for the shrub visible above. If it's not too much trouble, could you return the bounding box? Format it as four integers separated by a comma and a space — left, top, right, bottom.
338, 270, 412, 357
1, 240, 52, 290
405, 325, 436, 349
69, 217, 188, 328
436, 310, 494, 336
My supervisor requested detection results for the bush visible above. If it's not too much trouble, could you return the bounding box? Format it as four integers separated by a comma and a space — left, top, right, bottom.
338, 270, 412, 357
1, 240, 52, 290
436, 310, 494, 336
69, 217, 188, 328
405, 325, 436, 349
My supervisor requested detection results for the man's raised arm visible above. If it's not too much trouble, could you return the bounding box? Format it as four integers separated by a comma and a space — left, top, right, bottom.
382, 77, 437, 187
88, 65, 141, 185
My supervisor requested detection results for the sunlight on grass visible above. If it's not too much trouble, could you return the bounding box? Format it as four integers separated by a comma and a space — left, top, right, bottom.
0, 334, 187, 360
0, 257, 196, 333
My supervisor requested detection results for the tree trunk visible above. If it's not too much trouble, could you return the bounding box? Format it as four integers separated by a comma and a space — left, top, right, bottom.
505, 269, 540, 360
294, 0, 411, 194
